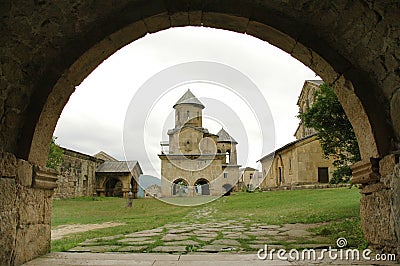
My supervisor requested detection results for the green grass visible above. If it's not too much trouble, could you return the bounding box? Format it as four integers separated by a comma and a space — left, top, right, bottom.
310, 217, 367, 249
52, 187, 363, 251
208, 187, 361, 224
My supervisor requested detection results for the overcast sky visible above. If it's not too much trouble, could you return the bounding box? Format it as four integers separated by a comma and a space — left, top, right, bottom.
54, 26, 318, 177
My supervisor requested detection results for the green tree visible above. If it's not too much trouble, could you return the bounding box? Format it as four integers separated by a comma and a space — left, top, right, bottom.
46, 136, 64, 170
299, 84, 361, 183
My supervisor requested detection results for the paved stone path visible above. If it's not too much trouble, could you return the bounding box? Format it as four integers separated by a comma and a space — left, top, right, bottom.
24, 206, 399, 265
24, 252, 398, 265
65, 206, 331, 254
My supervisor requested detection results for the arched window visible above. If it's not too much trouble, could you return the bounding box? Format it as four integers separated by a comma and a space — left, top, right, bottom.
172, 179, 188, 196
225, 150, 230, 164
186, 110, 190, 120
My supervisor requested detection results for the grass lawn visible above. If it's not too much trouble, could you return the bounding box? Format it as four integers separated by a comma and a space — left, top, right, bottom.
52, 187, 364, 251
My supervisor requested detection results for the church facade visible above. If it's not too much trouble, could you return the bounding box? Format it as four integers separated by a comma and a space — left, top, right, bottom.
159, 90, 240, 197
259, 80, 335, 189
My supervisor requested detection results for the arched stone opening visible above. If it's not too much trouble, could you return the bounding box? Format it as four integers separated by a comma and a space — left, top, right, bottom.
172, 178, 189, 196
277, 155, 284, 187
222, 183, 233, 196
194, 178, 210, 195
104, 178, 123, 197
17, 5, 395, 168
1, 2, 400, 263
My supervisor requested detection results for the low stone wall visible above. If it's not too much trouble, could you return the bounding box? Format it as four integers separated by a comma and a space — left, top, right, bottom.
0, 152, 57, 265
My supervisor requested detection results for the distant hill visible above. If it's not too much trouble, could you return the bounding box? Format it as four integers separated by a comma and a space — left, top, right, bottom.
137, 175, 161, 198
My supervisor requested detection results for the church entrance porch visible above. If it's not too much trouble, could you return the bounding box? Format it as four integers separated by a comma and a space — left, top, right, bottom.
104, 178, 123, 197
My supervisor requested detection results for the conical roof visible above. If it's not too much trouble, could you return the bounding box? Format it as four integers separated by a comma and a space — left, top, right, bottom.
217, 128, 238, 144
173, 89, 205, 109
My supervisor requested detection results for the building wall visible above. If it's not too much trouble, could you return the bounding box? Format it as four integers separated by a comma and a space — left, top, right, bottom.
295, 137, 333, 185
160, 155, 229, 197
145, 185, 161, 198
294, 81, 321, 140
238, 168, 260, 190
260, 136, 335, 189
54, 149, 102, 199
174, 104, 203, 128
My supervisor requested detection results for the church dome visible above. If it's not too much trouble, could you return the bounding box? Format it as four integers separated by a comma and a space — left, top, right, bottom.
173, 89, 205, 109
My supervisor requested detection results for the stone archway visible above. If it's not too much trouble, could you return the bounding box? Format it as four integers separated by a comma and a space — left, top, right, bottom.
222, 183, 233, 196
194, 178, 210, 195
1, 1, 400, 264
172, 178, 189, 196
104, 178, 123, 197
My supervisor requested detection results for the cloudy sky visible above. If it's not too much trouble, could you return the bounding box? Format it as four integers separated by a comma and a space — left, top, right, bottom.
54, 26, 318, 177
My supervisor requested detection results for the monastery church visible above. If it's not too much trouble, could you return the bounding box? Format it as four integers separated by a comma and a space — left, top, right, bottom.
259, 80, 336, 189
159, 89, 241, 197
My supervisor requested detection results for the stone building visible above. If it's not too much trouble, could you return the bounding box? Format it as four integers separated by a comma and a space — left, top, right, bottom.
54, 149, 142, 199
96, 160, 142, 198
237, 167, 262, 191
54, 148, 102, 198
144, 184, 161, 198
159, 89, 240, 197
259, 80, 335, 189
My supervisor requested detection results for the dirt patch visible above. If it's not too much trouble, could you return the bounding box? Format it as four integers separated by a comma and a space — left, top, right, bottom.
51, 222, 125, 240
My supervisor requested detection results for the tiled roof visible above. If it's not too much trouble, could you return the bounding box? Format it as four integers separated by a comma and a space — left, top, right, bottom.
217, 128, 238, 144
173, 89, 205, 109
96, 161, 139, 173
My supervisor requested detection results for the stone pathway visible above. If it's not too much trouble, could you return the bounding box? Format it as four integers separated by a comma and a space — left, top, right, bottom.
51, 222, 125, 240
23, 252, 399, 265
25, 206, 399, 265
66, 206, 332, 254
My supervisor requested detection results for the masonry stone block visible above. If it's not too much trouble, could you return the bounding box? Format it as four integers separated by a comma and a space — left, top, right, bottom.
202, 12, 248, 33
0, 210, 17, 266
379, 154, 399, 179
18, 186, 45, 225
143, 12, 170, 33
390, 89, 400, 144
17, 159, 33, 187
188, 10, 202, 26
14, 224, 51, 265
1, 151, 17, 178
0, 178, 17, 212
246, 21, 296, 54
170, 12, 189, 27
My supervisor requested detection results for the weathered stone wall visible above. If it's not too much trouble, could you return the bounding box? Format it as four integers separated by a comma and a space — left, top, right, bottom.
54, 148, 102, 199
0, 152, 56, 265
160, 155, 227, 197
358, 154, 400, 255
144, 184, 161, 198
261, 136, 335, 188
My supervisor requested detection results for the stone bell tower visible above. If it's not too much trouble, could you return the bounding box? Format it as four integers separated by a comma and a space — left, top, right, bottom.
217, 128, 238, 165
168, 89, 207, 155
